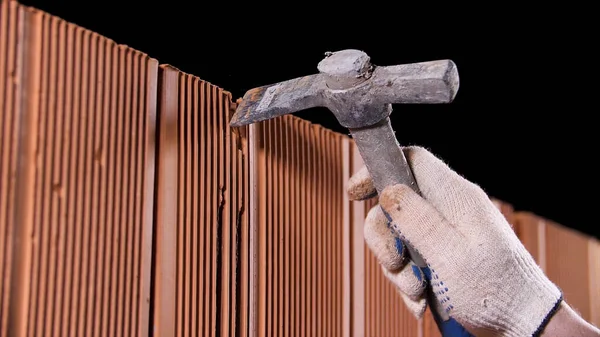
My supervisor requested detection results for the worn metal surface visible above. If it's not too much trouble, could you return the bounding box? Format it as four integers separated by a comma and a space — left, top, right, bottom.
231, 49, 459, 129
230, 49, 460, 323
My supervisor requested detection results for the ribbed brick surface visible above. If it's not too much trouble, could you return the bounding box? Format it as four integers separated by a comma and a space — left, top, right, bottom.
252, 116, 346, 337
0, 2, 158, 335
153, 65, 251, 337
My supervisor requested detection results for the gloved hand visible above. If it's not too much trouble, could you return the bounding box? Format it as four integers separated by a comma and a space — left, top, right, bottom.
348, 146, 562, 337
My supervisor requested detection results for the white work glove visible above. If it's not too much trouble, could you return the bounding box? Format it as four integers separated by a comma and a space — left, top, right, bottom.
347, 146, 562, 337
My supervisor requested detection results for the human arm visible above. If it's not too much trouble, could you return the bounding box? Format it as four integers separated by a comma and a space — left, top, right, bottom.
348, 146, 599, 337
540, 301, 600, 337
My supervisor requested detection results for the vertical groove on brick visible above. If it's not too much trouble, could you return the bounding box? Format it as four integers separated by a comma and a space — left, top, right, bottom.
202, 80, 211, 336
139, 40, 158, 337
154, 65, 178, 335
313, 124, 319, 337
282, 117, 290, 337
60, 21, 74, 335
101, 28, 116, 337
342, 137, 351, 337
190, 76, 199, 337
333, 129, 343, 336
256, 119, 266, 337
292, 118, 300, 337
238, 107, 251, 337
308, 121, 315, 337
246, 119, 256, 337
299, 120, 306, 337
274, 117, 281, 336
88, 27, 102, 337
320, 126, 326, 336
237, 99, 251, 337
254, 118, 263, 336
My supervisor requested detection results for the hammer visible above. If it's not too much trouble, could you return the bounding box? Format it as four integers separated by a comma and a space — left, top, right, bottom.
230, 49, 461, 329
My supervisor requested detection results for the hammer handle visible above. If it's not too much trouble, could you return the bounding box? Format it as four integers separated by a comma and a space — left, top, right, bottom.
350, 115, 459, 323
350, 116, 427, 267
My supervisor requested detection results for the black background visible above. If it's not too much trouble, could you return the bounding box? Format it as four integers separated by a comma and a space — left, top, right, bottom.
20, 1, 597, 238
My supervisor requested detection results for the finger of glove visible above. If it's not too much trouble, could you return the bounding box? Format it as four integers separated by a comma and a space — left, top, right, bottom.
365, 204, 428, 319
398, 290, 427, 319
364, 205, 407, 272
380, 183, 463, 260
382, 261, 427, 302
347, 165, 377, 201
403, 146, 499, 225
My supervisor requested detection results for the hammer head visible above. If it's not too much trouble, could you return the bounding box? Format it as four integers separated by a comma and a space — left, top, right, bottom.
230, 49, 459, 129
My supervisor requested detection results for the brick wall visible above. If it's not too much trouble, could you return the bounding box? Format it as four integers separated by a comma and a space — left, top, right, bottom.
0, 2, 156, 335
1, 1, 599, 336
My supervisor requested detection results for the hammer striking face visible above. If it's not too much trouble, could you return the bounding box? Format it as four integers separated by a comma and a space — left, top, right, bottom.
230, 49, 459, 129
